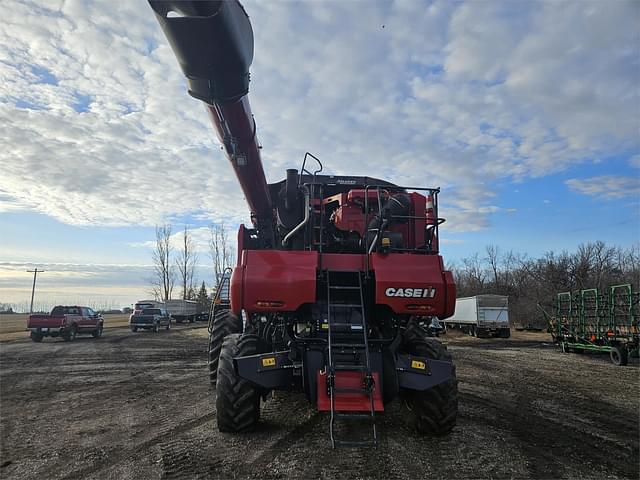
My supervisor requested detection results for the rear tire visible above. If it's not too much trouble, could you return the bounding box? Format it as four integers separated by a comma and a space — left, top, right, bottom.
610, 345, 628, 366
30, 331, 43, 343
166, 321, 171, 331
208, 310, 242, 384
63, 324, 77, 342
131, 326, 138, 333
400, 324, 458, 435
216, 334, 261, 432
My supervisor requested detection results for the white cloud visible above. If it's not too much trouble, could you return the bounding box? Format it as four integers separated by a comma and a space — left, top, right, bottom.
565, 176, 640, 199
0, 0, 637, 233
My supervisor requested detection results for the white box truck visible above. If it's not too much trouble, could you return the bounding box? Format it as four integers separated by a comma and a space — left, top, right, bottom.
444, 295, 510, 338
164, 299, 198, 323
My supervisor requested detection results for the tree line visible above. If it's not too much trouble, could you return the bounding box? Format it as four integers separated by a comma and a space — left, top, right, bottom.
151, 223, 234, 312
448, 241, 639, 327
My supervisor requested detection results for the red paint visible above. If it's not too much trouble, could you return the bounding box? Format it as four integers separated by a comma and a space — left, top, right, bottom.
317, 371, 384, 412
371, 253, 452, 315
205, 97, 272, 221
239, 250, 318, 312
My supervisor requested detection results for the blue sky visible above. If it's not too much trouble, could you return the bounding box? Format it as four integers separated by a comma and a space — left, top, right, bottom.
1, 0, 638, 310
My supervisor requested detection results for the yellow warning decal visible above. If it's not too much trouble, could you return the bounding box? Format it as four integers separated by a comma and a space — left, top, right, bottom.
262, 357, 276, 367
411, 359, 426, 370
321, 323, 329, 329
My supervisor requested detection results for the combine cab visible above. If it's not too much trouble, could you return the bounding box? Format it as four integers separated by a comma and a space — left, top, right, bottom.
150, 0, 458, 447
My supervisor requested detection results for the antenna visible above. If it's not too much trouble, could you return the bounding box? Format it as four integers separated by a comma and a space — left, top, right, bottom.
26, 268, 45, 314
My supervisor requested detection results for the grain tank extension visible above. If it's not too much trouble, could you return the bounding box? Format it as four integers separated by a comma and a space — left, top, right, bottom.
149, 0, 458, 448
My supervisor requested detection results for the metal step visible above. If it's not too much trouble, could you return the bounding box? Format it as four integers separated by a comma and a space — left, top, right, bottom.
332, 364, 368, 371
333, 440, 377, 448
332, 387, 370, 394
330, 343, 366, 348
329, 322, 363, 329
329, 304, 363, 309
334, 412, 374, 420
329, 286, 361, 290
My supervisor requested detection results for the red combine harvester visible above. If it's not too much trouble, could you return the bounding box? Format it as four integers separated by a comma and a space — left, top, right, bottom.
150, 0, 458, 447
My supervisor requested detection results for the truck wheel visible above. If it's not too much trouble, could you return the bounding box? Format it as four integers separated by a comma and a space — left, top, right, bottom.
610, 345, 629, 366
154, 323, 160, 333
166, 321, 171, 331
131, 326, 138, 333
92, 324, 103, 338
208, 310, 242, 384
30, 331, 43, 343
216, 334, 261, 432
400, 324, 458, 435
500, 329, 511, 339
63, 325, 77, 342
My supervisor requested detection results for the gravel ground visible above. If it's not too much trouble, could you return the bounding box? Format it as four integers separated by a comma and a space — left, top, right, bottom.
1, 325, 638, 479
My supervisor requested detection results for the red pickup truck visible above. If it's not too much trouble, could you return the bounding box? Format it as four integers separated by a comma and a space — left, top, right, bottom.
27, 305, 104, 342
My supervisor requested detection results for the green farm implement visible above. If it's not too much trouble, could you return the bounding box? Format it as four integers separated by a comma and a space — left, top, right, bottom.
540, 284, 639, 366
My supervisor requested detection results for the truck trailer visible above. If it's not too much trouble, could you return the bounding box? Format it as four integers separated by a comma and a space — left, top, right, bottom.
164, 299, 198, 323
444, 295, 510, 338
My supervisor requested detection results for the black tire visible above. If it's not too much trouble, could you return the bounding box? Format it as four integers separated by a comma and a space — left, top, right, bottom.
63, 324, 77, 342
500, 329, 511, 339
30, 331, 43, 343
131, 326, 138, 333
216, 334, 261, 433
166, 321, 171, 331
208, 310, 242, 385
154, 323, 160, 333
400, 324, 458, 435
92, 324, 103, 338
610, 345, 628, 366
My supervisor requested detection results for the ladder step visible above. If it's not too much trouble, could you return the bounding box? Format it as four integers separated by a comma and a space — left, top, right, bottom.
333, 440, 377, 448
333, 364, 369, 371
330, 343, 366, 348
329, 286, 361, 290
329, 304, 363, 308
334, 412, 374, 420
329, 323, 364, 330
332, 387, 370, 394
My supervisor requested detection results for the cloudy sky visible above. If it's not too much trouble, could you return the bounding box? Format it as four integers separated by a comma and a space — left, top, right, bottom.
1, 0, 638, 310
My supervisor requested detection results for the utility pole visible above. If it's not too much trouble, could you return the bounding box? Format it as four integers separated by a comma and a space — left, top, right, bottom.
27, 268, 45, 314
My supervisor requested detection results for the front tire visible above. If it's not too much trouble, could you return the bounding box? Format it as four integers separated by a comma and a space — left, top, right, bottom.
216, 334, 261, 433
131, 326, 138, 333
400, 324, 458, 435
208, 310, 242, 385
154, 323, 160, 333
92, 324, 103, 338
30, 331, 43, 343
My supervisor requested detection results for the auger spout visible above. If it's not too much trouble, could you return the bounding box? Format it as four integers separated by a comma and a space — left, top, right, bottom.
149, 0, 272, 224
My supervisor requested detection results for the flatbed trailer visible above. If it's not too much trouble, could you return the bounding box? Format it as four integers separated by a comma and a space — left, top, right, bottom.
546, 284, 639, 365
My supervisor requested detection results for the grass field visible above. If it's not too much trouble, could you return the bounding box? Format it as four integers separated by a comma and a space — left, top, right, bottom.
0, 313, 130, 340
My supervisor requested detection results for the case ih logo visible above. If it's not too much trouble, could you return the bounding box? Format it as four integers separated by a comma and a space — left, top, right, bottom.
385, 287, 436, 298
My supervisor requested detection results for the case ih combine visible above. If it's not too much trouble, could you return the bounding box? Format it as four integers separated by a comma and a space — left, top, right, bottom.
150, 0, 458, 447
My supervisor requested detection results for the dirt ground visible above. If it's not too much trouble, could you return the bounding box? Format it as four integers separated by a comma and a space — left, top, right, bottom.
0, 325, 638, 480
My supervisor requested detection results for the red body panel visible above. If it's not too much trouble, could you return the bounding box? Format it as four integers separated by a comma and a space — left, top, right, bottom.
236, 250, 318, 313
371, 253, 450, 315
317, 371, 383, 412
27, 315, 71, 328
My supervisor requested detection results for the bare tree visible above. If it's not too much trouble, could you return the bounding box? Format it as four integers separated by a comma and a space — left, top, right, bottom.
209, 222, 234, 287
151, 224, 175, 301
485, 245, 501, 292
176, 226, 199, 300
